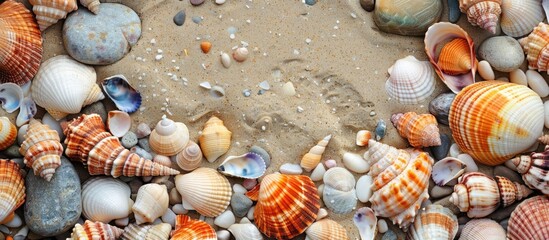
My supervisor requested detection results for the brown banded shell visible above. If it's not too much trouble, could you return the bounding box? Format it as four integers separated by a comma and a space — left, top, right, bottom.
0, 160, 25, 224
406, 205, 458, 240
507, 195, 549, 240
511, 144, 549, 195
391, 112, 441, 148
19, 119, 63, 181
198, 116, 232, 163
0, 117, 16, 151
149, 116, 189, 156
68, 220, 123, 240
459, 0, 502, 34
305, 219, 349, 240
175, 141, 203, 171
29, 0, 78, 31
459, 218, 506, 240
120, 223, 172, 240
520, 22, 549, 73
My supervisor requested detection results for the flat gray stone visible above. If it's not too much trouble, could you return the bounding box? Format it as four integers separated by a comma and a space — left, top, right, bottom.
231, 193, 253, 218
494, 165, 523, 184
121, 131, 138, 148
66, 101, 107, 122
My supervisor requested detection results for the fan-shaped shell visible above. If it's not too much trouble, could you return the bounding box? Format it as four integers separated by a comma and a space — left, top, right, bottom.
120, 223, 171, 240
459, 0, 502, 34
198, 116, 232, 163
19, 119, 63, 181
407, 205, 458, 240
32, 55, 105, 120
0, 1, 42, 86
0, 83, 23, 113
228, 222, 263, 240
391, 112, 441, 148
511, 144, 549, 194
149, 116, 189, 156
0, 117, 16, 151
520, 22, 549, 72
323, 167, 357, 214
132, 183, 169, 224
0, 160, 25, 224
254, 173, 320, 239
459, 218, 506, 240
80, 0, 100, 14
300, 134, 331, 172
81, 177, 133, 223
305, 219, 348, 240
507, 195, 549, 240
68, 220, 124, 240
175, 141, 203, 171
385, 55, 436, 105
101, 75, 142, 113
218, 152, 266, 179
106, 111, 131, 138
175, 167, 232, 217
501, 0, 544, 37
171, 215, 216, 240
449, 81, 544, 166
29, 0, 78, 31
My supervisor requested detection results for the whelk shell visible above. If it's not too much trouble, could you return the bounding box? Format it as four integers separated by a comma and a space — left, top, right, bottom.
106, 110, 131, 138
390, 112, 441, 148
0, 117, 16, 151
507, 195, 549, 240
459, 218, 506, 240
132, 183, 169, 224
29, 0, 78, 31
0, 160, 25, 224
510, 144, 549, 194
431, 157, 466, 186
406, 204, 458, 240
353, 207, 377, 240
120, 223, 171, 240
306, 218, 348, 240
0, 83, 23, 113
500, 0, 544, 37
217, 152, 266, 179
323, 167, 357, 214
300, 134, 332, 172
101, 75, 142, 113
198, 116, 232, 163
19, 119, 63, 181
459, 0, 502, 34
149, 116, 189, 156
68, 220, 123, 240
171, 215, 216, 240
175, 140, 203, 171
520, 22, 549, 73
80, 0, 100, 14
81, 177, 133, 223
385, 55, 436, 105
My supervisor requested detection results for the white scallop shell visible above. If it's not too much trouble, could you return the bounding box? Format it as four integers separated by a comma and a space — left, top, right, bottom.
81, 177, 133, 223
501, 0, 544, 37
323, 167, 357, 214
132, 183, 169, 225
431, 157, 466, 186
385, 55, 436, 104
107, 111, 131, 138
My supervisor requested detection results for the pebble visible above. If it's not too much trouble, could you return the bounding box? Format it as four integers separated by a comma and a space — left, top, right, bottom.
136, 139, 150, 152
487, 202, 519, 221
42, 113, 64, 140
192, 16, 202, 24
356, 175, 373, 203
343, 152, 370, 173
172, 204, 187, 215
63, 3, 141, 65
67, 101, 107, 122
381, 229, 397, 240
242, 179, 257, 190
121, 131, 138, 148
493, 165, 522, 183
500, 218, 509, 230
215, 0, 226, 4
279, 163, 303, 175
25, 157, 81, 236
216, 230, 231, 240
360, 0, 375, 12
432, 195, 461, 215
316, 208, 328, 220
449, 143, 462, 158
430, 185, 453, 199
131, 146, 152, 160
199, 82, 212, 90
233, 47, 249, 62
478, 60, 495, 80
129, 178, 143, 194
114, 217, 129, 227
310, 163, 326, 181
378, 219, 389, 233
14, 226, 28, 240
242, 89, 251, 97
305, 0, 317, 5
169, 185, 180, 204
428, 92, 455, 126
429, 134, 451, 161
173, 10, 186, 26
135, 123, 151, 138
447, 0, 461, 22
317, 184, 324, 197
230, 193, 253, 218
375, 119, 386, 140
161, 208, 176, 226
259, 81, 270, 90
281, 82, 296, 96
182, 199, 194, 210
233, 184, 247, 194
526, 70, 549, 97
16, 124, 28, 145
4, 213, 22, 228
325, 159, 337, 168
4, 145, 22, 158
458, 216, 470, 225
190, 0, 205, 6
247, 206, 255, 220
510, 69, 528, 86
478, 36, 524, 72
220, 52, 231, 68
214, 210, 236, 229
153, 155, 172, 168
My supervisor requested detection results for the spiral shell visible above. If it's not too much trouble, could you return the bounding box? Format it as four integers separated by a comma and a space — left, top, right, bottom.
149, 116, 189, 156
459, 0, 502, 34
19, 119, 63, 181
81, 177, 133, 223
406, 205, 458, 240
0, 160, 25, 224
305, 219, 348, 240
120, 223, 171, 240
510, 144, 549, 194
198, 116, 232, 162
385, 55, 436, 105
520, 22, 549, 73
80, 0, 100, 14
171, 215, 216, 240
507, 195, 549, 240
132, 183, 169, 224
68, 220, 123, 240
175, 141, 203, 171
0, 117, 16, 151
29, 0, 78, 31
459, 219, 506, 240
300, 135, 332, 172
391, 112, 441, 148
500, 0, 544, 37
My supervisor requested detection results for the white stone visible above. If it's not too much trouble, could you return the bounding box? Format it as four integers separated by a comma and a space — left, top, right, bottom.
199, 81, 212, 89
279, 163, 303, 175
182, 198, 195, 210
169, 187, 182, 205
449, 143, 462, 158
510, 69, 527, 86
216, 230, 231, 240
259, 81, 270, 90
4, 213, 22, 228
215, 0, 226, 4
233, 184, 247, 194
214, 210, 236, 229
356, 175, 373, 203
457, 154, 478, 173
325, 159, 337, 168
161, 208, 176, 227
247, 206, 255, 220
220, 52, 231, 68
343, 152, 370, 173
316, 208, 328, 220
378, 219, 389, 233
497, 77, 509, 82
172, 204, 188, 215
310, 163, 326, 181
526, 70, 549, 97
114, 217, 129, 227
478, 60, 495, 80
281, 82, 296, 96
239, 217, 251, 224
544, 101, 549, 129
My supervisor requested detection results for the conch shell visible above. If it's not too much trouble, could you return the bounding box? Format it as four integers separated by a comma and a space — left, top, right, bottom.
80, 0, 100, 14
300, 135, 332, 172
171, 215, 216, 240
459, 0, 502, 34
149, 116, 189, 156
120, 223, 172, 240
132, 183, 169, 224
0, 117, 16, 151
19, 119, 63, 181
68, 220, 123, 240
198, 116, 232, 162
406, 205, 458, 240
390, 112, 441, 148
507, 195, 549, 240
520, 22, 549, 73
510, 144, 549, 194
29, 0, 78, 31
385, 55, 436, 105
0, 160, 25, 224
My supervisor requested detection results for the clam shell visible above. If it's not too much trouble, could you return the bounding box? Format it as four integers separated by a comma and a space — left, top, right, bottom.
356, 130, 372, 146
80, 0, 100, 14
406, 204, 458, 240
306, 219, 348, 240
106, 111, 131, 138
29, 0, 78, 31
323, 167, 357, 214
385, 55, 436, 105
391, 112, 441, 148
459, 0, 502, 34
300, 134, 332, 172
228, 222, 263, 240
132, 183, 169, 224
0, 160, 25, 224
520, 22, 549, 72
507, 195, 549, 240
217, 152, 266, 179
101, 75, 142, 113
459, 218, 506, 240
449, 81, 544, 166
120, 223, 171, 240
437, 38, 473, 75
0, 117, 16, 151
81, 177, 133, 223
0, 1, 42, 86
501, 0, 544, 37
172, 215, 217, 240
431, 157, 466, 186
511, 145, 549, 194
19, 119, 63, 181
16, 96, 37, 127
175, 140, 203, 171
149, 116, 189, 156
198, 116, 232, 163
353, 207, 377, 240
0, 83, 23, 113
68, 220, 124, 240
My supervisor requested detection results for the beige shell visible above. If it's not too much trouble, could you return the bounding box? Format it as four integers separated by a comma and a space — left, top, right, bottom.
300, 135, 331, 172
385, 55, 436, 105
106, 111, 131, 138
29, 0, 78, 31
175, 141, 203, 171
0, 160, 25, 224
81, 177, 133, 223
132, 183, 169, 224
407, 205, 458, 240
120, 223, 172, 240
305, 219, 349, 240
198, 116, 232, 162
391, 112, 441, 148
520, 22, 549, 72
149, 116, 189, 156
459, 0, 502, 34
501, 0, 544, 37
228, 222, 263, 240
459, 218, 506, 240
19, 119, 63, 181
507, 195, 549, 240
0, 117, 17, 151
68, 220, 124, 240
80, 0, 100, 14
511, 144, 549, 194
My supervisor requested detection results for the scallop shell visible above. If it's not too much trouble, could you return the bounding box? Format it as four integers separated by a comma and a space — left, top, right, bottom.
406, 205, 458, 240
431, 157, 466, 186
217, 152, 266, 179
391, 112, 441, 148
80, 0, 100, 14
81, 177, 133, 223
175, 167, 232, 217
29, 0, 78, 31
171, 215, 216, 240
32, 55, 105, 120
323, 167, 357, 214
106, 111, 131, 138
0, 160, 25, 224
19, 119, 63, 181
175, 141, 203, 171
353, 207, 377, 240
68, 220, 124, 240
459, 0, 502, 34
120, 223, 171, 240
520, 22, 549, 72
300, 135, 332, 172
500, 0, 544, 37
305, 219, 349, 240
459, 218, 506, 240
437, 38, 473, 75
132, 183, 169, 224
0, 1, 42, 86
16, 96, 37, 127
510, 144, 549, 194
449, 81, 544, 166
227, 222, 263, 240
507, 195, 549, 240
425, 22, 477, 93
385, 55, 436, 105
149, 116, 189, 156
101, 75, 142, 113
254, 173, 320, 239
0, 83, 23, 113
0, 117, 16, 151
198, 116, 232, 163
449, 172, 533, 218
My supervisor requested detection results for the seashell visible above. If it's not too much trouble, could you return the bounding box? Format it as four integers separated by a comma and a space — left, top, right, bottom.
356, 130, 371, 147
300, 135, 332, 172
425, 22, 477, 93
437, 38, 473, 75
32, 55, 104, 120
449, 81, 544, 166
373, 0, 442, 36
233, 47, 249, 62
64, 114, 180, 177
101, 75, 142, 113
132, 183, 169, 224
68, 220, 124, 240
217, 152, 266, 179
200, 41, 212, 53
365, 140, 433, 229
120, 223, 171, 240
385, 55, 436, 105
501, 0, 543, 37
0, 160, 25, 224
228, 222, 263, 240
0, 83, 23, 113
507, 195, 549, 240
390, 112, 441, 148
16, 97, 37, 127
29, 0, 78, 31
0, 1, 42, 86
175, 167, 232, 217
171, 215, 216, 240
198, 116, 232, 163
80, 0, 100, 14
19, 119, 63, 181
375, 119, 386, 141
0, 117, 16, 151
406, 204, 458, 240
254, 173, 320, 239
459, 218, 506, 240
459, 0, 502, 34
81, 177, 133, 223
510, 144, 549, 194
106, 111, 131, 138
449, 172, 533, 218
353, 207, 377, 240
323, 167, 357, 214
520, 22, 549, 73
149, 116, 189, 156
431, 157, 466, 186
175, 140, 203, 171
306, 218, 348, 240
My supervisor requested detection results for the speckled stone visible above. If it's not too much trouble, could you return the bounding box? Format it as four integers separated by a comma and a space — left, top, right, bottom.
478, 36, 524, 72
430, 133, 451, 161
429, 92, 455, 126
230, 193, 253, 218
63, 3, 141, 65
137, 138, 151, 152
121, 131, 138, 148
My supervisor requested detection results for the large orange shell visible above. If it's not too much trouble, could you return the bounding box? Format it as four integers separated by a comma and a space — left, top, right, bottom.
520, 22, 549, 72
171, 215, 216, 240
0, 0, 43, 85
68, 220, 124, 240
19, 119, 63, 181
0, 117, 16, 151
437, 38, 473, 75
254, 173, 320, 239
391, 112, 441, 148
0, 160, 25, 224
507, 195, 549, 240
449, 81, 544, 166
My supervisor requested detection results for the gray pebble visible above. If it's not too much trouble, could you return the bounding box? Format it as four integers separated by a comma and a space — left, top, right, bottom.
500, 218, 509, 230
4, 145, 22, 158
360, 0, 375, 12
230, 193, 253, 218
430, 185, 453, 199
432, 195, 461, 215
67, 101, 107, 122
487, 201, 519, 221
448, 0, 461, 23
173, 10, 186, 26
430, 133, 451, 161
381, 229, 397, 240
375, 119, 386, 141
137, 138, 151, 152
190, 0, 205, 6
192, 16, 202, 24
305, 0, 316, 5
121, 131, 138, 148
458, 216, 470, 225
242, 89, 251, 97
429, 92, 455, 126
250, 145, 271, 167
131, 146, 153, 160
494, 165, 523, 183
478, 36, 524, 72
135, 123, 151, 138
129, 178, 143, 194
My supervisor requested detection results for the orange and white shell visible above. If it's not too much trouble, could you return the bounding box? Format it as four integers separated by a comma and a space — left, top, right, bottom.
449, 81, 544, 166
253, 173, 320, 239
0, 160, 25, 224
0, 1, 42, 86
29, 0, 78, 31
385, 55, 436, 105
300, 134, 331, 172
106, 110, 131, 138
0, 117, 16, 151
120, 223, 172, 240
19, 119, 63, 181
390, 112, 441, 148
171, 215, 216, 240
406, 205, 458, 240
68, 220, 124, 240
511, 144, 549, 194
507, 195, 549, 240
305, 219, 349, 240
149, 116, 189, 156
459, 0, 502, 34
81, 177, 133, 223
500, 0, 544, 37
175, 167, 231, 217
198, 116, 232, 163
364, 140, 433, 229
520, 22, 549, 72
80, 0, 100, 14
175, 140, 203, 171
132, 183, 169, 224
437, 38, 474, 76
459, 218, 506, 240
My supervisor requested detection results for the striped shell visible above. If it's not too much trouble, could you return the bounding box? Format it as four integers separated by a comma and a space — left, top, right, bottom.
385, 55, 436, 105
0, 160, 25, 224
171, 215, 216, 240
391, 112, 441, 148
501, 0, 544, 37
29, 0, 78, 31
449, 81, 544, 166
520, 22, 549, 72
305, 219, 349, 240
81, 177, 133, 223
132, 183, 169, 224
0, 117, 16, 151
459, 0, 502, 34
437, 38, 473, 75
80, 0, 100, 14
149, 116, 189, 156
68, 220, 123, 240
0, 0, 42, 85
511, 144, 549, 194
300, 135, 331, 172
406, 205, 458, 240
175, 141, 203, 171
19, 119, 63, 181
507, 195, 549, 240
459, 219, 506, 240
120, 223, 172, 240
198, 116, 232, 163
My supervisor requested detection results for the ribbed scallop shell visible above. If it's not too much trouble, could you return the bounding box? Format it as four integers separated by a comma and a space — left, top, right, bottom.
198, 116, 232, 163
520, 22, 549, 72
80, 0, 100, 14
449, 81, 544, 166
407, 205, 458, 240
68, 220, 123, 240
81, 177, 133, 223
0, 160, 25, 224
175, 167, 231, 217
507, 195, 549, 240
149, 116, 189, 156
171, 215, 216, 240
29, 0, 78, 31
175, 141, 203, 171
305, 219, 349, 240
323, 167, 357, 214
459, 219, 506, 240
0, 1, 42, 85
300, 135, 331, 172
101, 75, 142, 113
437, 38, 473, 75
0, 117, 16, 151
501, 0, 544, 37
390, 112, 441, 148
19, 119, 63, 181
459, 0, 502, 34
32, 55, 105, 120
385, 55, 436, 105
120, 223, 171, 240
511, 144, 549, 194
218, 152, 266, 179
227, 223, 263, 240
132, 183, 169, 224
254, 173, 320, 239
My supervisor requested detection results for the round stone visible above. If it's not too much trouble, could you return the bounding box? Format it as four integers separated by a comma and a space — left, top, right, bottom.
121, 131, 138, 148
279, 163, 303, 175
373, 0, 442, 36
173, 10, 186, 26
478, 36, 525, 72
230, 193, 253, 218
430, 133, 451, 161
4, 145, 22, 158
214, 210, 236, 229
190, 0, 205, 6
360, 0, 375, 12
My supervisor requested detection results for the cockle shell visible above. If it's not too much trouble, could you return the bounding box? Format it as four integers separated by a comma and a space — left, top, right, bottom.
501, 0, 544, 37
437, 38, 473, 75
459, 0, 502, 34
449, 172, 533, 218
29, 0, 78, 31
520, 22, 549, 72
101, 75, 142, 113
0, 160, 25, 224
0, 117, 16, 151
305, 219, 348, 240
175, 167, 232, 217
391, 112, 441, 148
425, 22, 477, 93
120, 223, 171, 240
171, 215, 216, 240
432, 157, 466, 186
300, 135, 332, 172
149, 116, 189, 156
19, 119, 63, 181
68, 220, 123, 240
507, 195, 549, 240
81, 177, 133, 223
0, 1, 42, 86
385, 55, 436, 105
449, 81, 544, 166
175, 141, 203, 171
406, 205, 458, 240
80, 0, 100, 14
364, 140, 433, 229
353, 207, 377, 240
106, 111, 131, 138
253, 173, 320, 239
218, 152, 266, 179
0, 83, 23, 113
510, 144, 549, 194
132, 183, 169, 224
323, 167, 357, 214
32, 55, 105, 120
228, 222, 263, 240
198, 116, 232, 163
459, 218, 506, 240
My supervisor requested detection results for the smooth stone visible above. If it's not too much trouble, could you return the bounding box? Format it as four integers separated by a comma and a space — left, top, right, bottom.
63, 3, 141, 65
247, 206, 255, 220
447, 0, 460, 23
10, 158, 25, 169
215, 0, 226, 4
131, 146, 152, 160
381, 229, 397, 240
343, 152, 370, 173
25, 157, 81, 236
356, 175, 373, 203
428, 92, 455, 126
325, 159, 337, 168
233, 184, 247, 194
458, 216, 470, 225
316, 208, 328, 220
432, 195, 461, 215
250, 145, 271, 167
500, 218, 509, 230
191, 16, 202, 24
220, 52, 231, 68
114, 217, 129, 227
161, 208, 176, 227
214, 210, 236, 229
305, 0, 316, 5
190, 0, 205, 6
310, 163, 326, 181
172, 204, 188, 215
494, 166, 522, 183
137, 138, 151, 152
173, 10, 186, 26
4, 213, 22, 228
135, 123, 151, 138
317, 184, 324, 197
182, 199, 194, 210
42, 113, 64, 140
378, 219, 389, 233
279, 163, 303, 175
510, 69, 528, 86
241, 179, 257, 190
449, 143, 462, 158
4, 145, 22, 158
230, 193, 253, 218
240, 217, 251, 224
373, 0, 442, 36
67, 101, 107, 122
478, 60, 495, 80
129, 178, 143, 194
360, 0, 375, 12
121, 131, 138, 148
497, 77, 509, 82
457, 153, 478, 173
477, 163, 494, 178
13, 226, 28, 240
16, 124, 28, 145
487, 201, 519, 221
216, 230, 231, 240
430, 133, 451, 160
478, 36, 524, 72
430, 185, 453, 199
526, 70, 549, 97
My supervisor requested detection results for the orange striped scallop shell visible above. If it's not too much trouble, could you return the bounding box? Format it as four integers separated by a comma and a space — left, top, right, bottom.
68, 220, 124, 240
171, 215, 216, 240
0, 160, 25, 224
507, 195, 549, 240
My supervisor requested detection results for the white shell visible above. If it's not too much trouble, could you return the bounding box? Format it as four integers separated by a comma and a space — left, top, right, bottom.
0, 83, 23, 113
342, 152, 370, 173
228, 223, 263, 240
132, 183, 169, 225
107, 111, 131, 138
81, 177, 133, 223
545, 101, 549, 129
323, 167, 357, 214
385, 55, 436, 104
220, 52, 231, 68
432, 157, 466, 186
233, 47, 249, 62
501, 0, 544, 37
353, 207, 377, 240
217, 152, 266, 179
